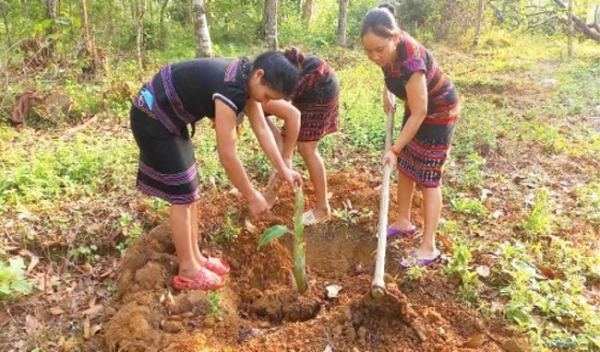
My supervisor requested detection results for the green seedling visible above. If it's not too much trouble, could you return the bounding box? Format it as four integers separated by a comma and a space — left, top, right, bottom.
257, 187, 308, 294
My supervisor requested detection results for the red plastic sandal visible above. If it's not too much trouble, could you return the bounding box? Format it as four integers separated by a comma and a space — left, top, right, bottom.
204, 256, 230, 276
172, 266, 225, 291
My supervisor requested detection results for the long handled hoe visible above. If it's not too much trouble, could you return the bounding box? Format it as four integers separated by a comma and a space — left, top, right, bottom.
371, 110, 395, 298
367, 110, 427, 342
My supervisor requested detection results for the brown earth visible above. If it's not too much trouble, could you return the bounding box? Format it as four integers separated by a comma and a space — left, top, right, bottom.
91, 170, 527, 352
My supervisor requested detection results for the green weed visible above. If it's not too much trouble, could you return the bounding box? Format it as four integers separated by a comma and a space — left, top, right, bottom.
211, 210, 242, 246
208, 291, 223, 320
518, 189, 555, 237
0, 256, 34, 300
450, 197, 488, 217
443, 244, 482, 304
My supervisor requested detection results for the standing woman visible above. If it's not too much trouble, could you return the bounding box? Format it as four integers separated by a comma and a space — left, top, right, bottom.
130, 51, 304, 291
262, 47, 340, 226
361, 4, 460, 267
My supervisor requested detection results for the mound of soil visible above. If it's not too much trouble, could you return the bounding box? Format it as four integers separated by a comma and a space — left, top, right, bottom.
99, 170, 526, 351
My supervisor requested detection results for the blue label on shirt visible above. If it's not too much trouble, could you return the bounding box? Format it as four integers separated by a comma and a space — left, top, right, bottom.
140, 88, 154, 110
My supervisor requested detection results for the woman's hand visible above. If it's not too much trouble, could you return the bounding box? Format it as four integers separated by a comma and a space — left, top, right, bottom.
278, 167, 303, 190
382, 150, 397, 168
383, 88, 396, 114
248, 192, 269, 218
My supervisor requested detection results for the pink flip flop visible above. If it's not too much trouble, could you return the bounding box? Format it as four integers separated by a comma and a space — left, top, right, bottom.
172, 266, 225, 291
204, 256, 230, 276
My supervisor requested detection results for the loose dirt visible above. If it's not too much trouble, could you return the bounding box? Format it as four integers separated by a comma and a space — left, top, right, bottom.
97, 170, 526, 351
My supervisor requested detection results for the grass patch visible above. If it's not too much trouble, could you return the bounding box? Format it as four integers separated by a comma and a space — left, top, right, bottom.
1, 30, 600, 350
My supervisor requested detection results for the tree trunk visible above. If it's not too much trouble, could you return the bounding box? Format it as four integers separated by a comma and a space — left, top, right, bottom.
46, 0, 57, 55
80, 0, 91, 53
297, 0, 303, 15
303, 0, 313, 26
0, 0, 10, 46
567, 0, 573, 56
159, 0, 170, 45
136, 0, 147, 67
552, 0, 600, 42
474, 0, 485, 45
337, 0, 348, 47
192, 0, 213, 57
46, 0, 57, 18
264, 0, 278, 50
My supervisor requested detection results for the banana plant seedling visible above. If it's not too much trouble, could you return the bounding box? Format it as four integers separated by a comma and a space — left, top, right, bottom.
257, 187, 308, 294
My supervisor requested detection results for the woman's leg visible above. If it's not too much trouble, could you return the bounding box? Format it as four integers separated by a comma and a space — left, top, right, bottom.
190, 201, 208, 266
170, 203, 202, 279
390, 172, 415, 230
297, 141, 330, 220
414, 186, 441, 259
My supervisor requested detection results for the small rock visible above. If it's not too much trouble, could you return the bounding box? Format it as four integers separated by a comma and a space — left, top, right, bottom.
325, 285, 342, 299
332, 325, 343, 338
229, 258, 241, 270
105, 307, 117, 316
357, 326, 368, 341
339, 307, 352, 323
203, 317, 216, 328
424, 309, 442, 323
354, 262, 365, 274
181, 312, 193, 318
502, 339, 524, 352
258, 321, 271, 329
463, 334, 487, 348
346, 326, 357, 341
162, 321, 183, 333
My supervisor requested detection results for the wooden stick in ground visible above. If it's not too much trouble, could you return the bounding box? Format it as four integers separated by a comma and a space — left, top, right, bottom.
371, 110, 394, 298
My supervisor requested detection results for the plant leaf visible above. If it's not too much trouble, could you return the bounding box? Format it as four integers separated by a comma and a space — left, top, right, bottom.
257, 225, 290, 250
11, 279, 32, 295
293, 188, 305, 237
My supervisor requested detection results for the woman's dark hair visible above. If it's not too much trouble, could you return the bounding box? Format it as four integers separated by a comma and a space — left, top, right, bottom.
251, 47, 305, 97
360, 3, 399, 38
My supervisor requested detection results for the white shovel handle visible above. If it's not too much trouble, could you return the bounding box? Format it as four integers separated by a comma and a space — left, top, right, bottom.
371, 110, 395, 297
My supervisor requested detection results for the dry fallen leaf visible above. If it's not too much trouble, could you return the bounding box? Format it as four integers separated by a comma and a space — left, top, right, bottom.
134, 202, 149, 212
49, 307, 65, 316
90, 324, 102, 336
437, 234, 454, 252
24, 315, 40, 335
245, 218, 258, 234
81, 305, 103, 317
476, 265, 491, 278
538, 266, 556, 280
18, 249, 40, 275
82, 316, 90, 339
0, 313, 11, 328
491, 210, 503, 219
502, 339, 524, 352
463, 334, 487, 348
